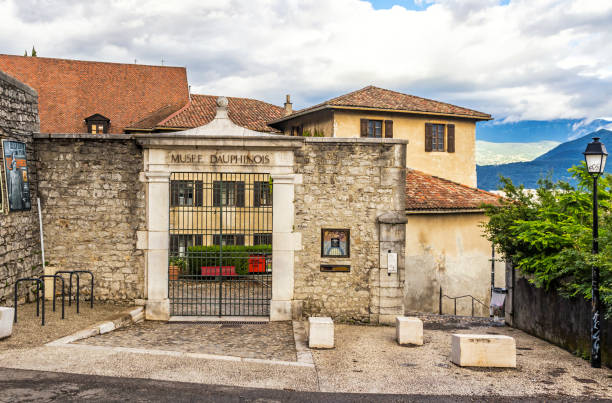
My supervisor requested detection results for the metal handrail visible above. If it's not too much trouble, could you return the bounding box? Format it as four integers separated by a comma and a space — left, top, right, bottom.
439, 287, 487, 317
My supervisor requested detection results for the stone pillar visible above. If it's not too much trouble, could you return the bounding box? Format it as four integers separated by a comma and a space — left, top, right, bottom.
372, 212, 407, 324
270, 173, 300, 321
144, 170, 170, 320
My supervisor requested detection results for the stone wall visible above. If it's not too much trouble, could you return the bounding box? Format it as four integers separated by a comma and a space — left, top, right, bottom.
34, 135, 145, 301
0, 70, 42, 305
293, 138, 406, 323
506, 265, 611, 368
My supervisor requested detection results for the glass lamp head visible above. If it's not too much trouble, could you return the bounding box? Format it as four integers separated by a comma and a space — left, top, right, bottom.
583, 137, 608, 176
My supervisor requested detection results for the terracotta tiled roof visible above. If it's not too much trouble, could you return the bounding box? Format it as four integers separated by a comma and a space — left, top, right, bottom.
0, 54, 188, 133
406, 169, 501, 211
154, 94, 284, 133
126, 104, 184, 130
272, 86, 491, 123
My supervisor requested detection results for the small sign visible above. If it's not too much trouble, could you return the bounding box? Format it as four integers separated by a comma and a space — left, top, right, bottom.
320, 265, 350, 273
387, 252, 397, 274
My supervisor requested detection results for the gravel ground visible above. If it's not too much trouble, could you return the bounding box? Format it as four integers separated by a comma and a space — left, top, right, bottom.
75, 320, 297, 361
0, 301, 132, 351
313, 320, 612, 398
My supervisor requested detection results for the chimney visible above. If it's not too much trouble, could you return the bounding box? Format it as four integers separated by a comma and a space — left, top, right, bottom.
284, 94, 292, 116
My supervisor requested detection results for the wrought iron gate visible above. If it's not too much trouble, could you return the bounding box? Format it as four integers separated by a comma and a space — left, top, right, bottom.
169, 172, 272, 316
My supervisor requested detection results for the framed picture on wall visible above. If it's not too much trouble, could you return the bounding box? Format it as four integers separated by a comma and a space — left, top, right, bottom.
321, 228, 350, 258
2, 140, 31, 212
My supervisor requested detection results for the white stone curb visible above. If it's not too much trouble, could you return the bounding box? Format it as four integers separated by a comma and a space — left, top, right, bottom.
46, 306, 144, 347
292, 320, 315, 365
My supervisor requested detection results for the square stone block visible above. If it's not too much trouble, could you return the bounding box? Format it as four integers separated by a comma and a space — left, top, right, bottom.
451, 334, 516, 368
396, 316, 423, 345
308, 317, 334, 349
0, 307, 15, 339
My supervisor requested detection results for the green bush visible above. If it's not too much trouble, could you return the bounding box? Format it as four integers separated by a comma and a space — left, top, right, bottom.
482, 163, 612, 319
186, 244, 271, 275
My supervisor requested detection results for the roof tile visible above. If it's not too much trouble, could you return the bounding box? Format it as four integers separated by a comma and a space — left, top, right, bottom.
0, 54, 188, 134
406, 169, 500, 211
279, 86, 491, 122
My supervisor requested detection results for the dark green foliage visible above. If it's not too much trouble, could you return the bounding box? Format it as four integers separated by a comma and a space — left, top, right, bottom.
186, 245, 271, 275
31, 46, 37, 57
482, 163, 612, 319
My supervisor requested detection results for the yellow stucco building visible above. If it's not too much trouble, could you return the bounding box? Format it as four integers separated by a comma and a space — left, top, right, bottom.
269, 86, 491, 187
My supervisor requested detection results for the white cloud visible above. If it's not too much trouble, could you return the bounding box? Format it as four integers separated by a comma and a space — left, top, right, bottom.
1, 0, 611, 121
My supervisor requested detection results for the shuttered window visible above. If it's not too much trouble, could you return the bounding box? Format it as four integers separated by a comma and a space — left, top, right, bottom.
171, 180, 203, 207
425, 123, 455, 152
360, 119, 383, 137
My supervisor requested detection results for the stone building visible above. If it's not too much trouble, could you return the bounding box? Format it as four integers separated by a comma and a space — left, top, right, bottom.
0, 54, 502, 321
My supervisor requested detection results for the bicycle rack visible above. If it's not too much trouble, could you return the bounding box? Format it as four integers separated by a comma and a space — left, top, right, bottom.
71, 270, 94, 310
14, 278, 44, 326
38, 274, 65, 319
53, 270, 94, 314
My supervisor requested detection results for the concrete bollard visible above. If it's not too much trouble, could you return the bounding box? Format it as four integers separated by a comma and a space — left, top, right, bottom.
451, 334, 516, 368
44, 266, 58, 300
396, 316, 423, 345
0, 307, 15, 339
308, 317, 334, 348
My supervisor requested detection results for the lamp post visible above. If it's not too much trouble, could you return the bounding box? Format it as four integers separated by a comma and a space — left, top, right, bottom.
583, 136, 607, 369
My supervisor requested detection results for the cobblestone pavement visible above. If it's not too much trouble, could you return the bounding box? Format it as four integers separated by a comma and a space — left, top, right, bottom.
75, 320, 297, 361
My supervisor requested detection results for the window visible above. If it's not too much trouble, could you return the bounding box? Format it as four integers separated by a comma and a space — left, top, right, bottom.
368, 120, 382, 137
213, 234, 245, 246
425, 123, 455, 153
253, 233, 272, 246
171, 180, 203, 207
84, 113, 110, 134
254, 181, 271, 207
431, 124, 445, 151
213, 181, 245, 207
170, 234, 203, 256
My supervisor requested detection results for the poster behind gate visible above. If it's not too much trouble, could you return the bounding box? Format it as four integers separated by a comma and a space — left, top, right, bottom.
2, 140, 31, 211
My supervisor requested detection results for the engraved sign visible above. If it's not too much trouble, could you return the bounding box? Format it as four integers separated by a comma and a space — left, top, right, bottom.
168, 152, 271, 165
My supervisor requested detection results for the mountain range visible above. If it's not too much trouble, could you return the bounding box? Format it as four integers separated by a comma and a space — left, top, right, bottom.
477, 129, 612, 190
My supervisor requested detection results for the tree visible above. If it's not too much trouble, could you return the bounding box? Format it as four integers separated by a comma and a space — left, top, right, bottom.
482, 163, 612, 319
24, 50, 27, 56
31, 46, 37, 57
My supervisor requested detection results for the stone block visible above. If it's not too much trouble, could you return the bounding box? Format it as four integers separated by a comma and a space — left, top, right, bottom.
98, 321, 115, 334
308, 317, 334, 348
0, 307, 15, 339
396, 316, 423, 345
451, 334, 516, 368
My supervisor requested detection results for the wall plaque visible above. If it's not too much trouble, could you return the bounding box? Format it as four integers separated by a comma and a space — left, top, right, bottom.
320, 265, 350, 273
2, 140, 31, 212
321, 228, 350, 258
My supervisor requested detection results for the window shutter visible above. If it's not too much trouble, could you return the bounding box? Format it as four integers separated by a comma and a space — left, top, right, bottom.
425, 123, 433, 152
447, 124, 455, 153
384, 120, 393, 138
236, 182, 245, 207
360, 119, 368, 137
213, 181, 221, 207
194, 180, 203, 206
253, 182, 261, 207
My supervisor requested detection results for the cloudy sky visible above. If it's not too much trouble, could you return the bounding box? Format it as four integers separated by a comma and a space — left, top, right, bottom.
1, 0, 611, 141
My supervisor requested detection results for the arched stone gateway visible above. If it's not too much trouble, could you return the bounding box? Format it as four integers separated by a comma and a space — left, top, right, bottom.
136, 97, 408, 323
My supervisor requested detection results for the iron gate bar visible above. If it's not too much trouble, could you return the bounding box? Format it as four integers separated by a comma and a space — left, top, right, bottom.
169, 172, 272, 316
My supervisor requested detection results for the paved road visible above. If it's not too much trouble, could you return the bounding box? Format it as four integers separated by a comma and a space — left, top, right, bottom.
0, 367, 601, 402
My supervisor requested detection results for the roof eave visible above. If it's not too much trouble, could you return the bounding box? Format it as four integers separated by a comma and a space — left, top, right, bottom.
269, 105, 492, 126
405, 208, 486, 215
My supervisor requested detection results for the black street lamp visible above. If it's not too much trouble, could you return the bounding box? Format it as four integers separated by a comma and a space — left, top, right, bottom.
583, 136, 607, 368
